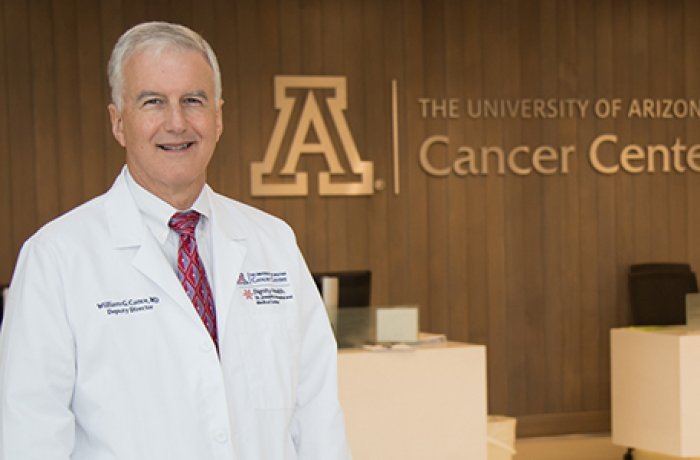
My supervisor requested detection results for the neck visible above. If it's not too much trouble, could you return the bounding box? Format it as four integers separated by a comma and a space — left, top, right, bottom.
126, 167, 205, 210
166, 191, 200, 211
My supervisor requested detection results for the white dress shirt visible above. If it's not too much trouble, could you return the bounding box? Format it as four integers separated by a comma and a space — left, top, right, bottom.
124, 167, 215, 295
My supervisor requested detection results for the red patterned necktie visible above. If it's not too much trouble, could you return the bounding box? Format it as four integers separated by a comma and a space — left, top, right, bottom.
169, 210, 218, 350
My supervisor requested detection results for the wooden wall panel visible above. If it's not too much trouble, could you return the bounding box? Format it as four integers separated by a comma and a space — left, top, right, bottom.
540, 0, 563, 415
686, 0, 700, 275
462, 1, 487, 348
593, 0, 614, 413
52, 0, 83, 213
211, 0, 241, 198
481, 0, 509, 416
0, 0, 10, 283
612, 0, 634, 329
3, 0, 700, 437
5, 0, 38, 266
383, 0, 409, 307
444, 0, 469, 344
29, 0, 59, 226
403, 0, 430, 333
77, 0, 108, 198
559, 0, 585, 415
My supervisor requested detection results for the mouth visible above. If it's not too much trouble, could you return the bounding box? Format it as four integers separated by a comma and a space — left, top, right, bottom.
156, 142, 195, 151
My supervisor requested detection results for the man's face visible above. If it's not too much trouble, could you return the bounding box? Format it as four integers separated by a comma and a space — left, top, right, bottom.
108, 46, 223, 206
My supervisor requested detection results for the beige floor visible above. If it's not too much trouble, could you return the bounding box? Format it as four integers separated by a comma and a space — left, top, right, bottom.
513, 434, 627, 460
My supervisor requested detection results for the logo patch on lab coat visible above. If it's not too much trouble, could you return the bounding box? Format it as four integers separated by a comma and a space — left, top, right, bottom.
237, 271, 294, 306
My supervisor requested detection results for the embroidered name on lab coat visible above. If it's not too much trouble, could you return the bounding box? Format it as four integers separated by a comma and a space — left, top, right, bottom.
237, 271, 294, 306
96, 296, 160, 316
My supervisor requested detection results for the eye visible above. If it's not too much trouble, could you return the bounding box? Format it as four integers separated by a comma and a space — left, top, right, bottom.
183, 97, 205, 106
142, 98, 163, 107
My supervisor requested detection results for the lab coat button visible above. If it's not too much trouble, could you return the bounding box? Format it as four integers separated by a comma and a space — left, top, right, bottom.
200, 340, 213, 352
214, 431, 229, 443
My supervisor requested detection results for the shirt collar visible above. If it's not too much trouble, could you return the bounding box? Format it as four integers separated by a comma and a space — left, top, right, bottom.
190, 186, 212, 224
124, 166, 211, 244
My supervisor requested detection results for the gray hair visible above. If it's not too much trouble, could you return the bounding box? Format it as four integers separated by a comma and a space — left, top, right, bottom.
108, 21, 222, 111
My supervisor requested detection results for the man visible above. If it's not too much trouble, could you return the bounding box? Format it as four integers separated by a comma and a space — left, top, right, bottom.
0, 21, 351, 459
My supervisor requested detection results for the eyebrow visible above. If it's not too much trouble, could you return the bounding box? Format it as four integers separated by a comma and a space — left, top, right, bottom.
185, 90, 209, 101
135, 91, 163, 103
134, 90, 210, 103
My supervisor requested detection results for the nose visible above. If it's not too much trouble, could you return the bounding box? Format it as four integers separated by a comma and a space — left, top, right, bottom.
164, 105, 187, 133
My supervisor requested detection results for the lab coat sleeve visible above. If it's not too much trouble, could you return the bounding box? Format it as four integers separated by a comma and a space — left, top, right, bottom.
0, 239, 76, 460
289, 246, 351, 459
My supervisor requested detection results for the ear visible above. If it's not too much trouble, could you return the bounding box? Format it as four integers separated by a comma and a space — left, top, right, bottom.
215, 99, 224, 141
108, 103, 126, 147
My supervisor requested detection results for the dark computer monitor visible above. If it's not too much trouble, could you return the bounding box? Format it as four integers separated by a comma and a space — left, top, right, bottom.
629, 263, 698, 326
312, 270, 371, 308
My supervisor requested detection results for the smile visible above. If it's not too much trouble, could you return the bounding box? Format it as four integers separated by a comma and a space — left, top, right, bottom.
157, 142, 195, 151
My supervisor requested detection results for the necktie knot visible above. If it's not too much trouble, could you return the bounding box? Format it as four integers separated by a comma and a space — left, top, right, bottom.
169, 210, 200, 236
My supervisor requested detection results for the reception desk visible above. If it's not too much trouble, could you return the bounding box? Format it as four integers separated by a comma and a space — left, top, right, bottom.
611, 327, 700, 457
338, 341, 487, 460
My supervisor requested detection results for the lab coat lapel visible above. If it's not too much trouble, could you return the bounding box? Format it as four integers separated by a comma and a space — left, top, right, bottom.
131, 237, 195, 317
209, 191, 248, 342
104, 172, 204, 324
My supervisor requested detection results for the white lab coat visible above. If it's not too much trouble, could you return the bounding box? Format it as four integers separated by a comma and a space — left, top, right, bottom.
0, 170, 351, 460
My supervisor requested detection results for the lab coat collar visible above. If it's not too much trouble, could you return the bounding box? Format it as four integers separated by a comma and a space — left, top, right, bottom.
102, 171, 217, 336
104, 169, 246, 245
204, 185, 247, 241
105, 168, 147, 249
206, 186, 248, 333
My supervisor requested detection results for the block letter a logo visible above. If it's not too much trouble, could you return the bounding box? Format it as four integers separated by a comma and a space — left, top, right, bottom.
251, 76, 374, 196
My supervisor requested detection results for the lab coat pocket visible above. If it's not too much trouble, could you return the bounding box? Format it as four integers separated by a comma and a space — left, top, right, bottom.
245, 314, 300, 410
